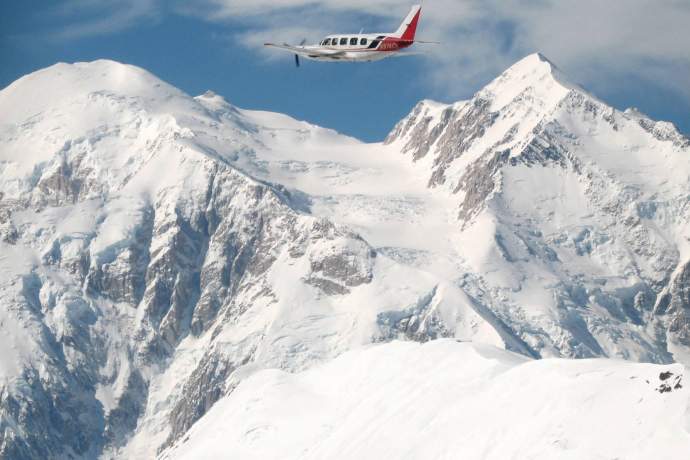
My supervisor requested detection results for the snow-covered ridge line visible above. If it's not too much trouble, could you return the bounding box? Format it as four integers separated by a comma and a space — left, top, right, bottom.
386, 53, 688, 182
161, 340, 690, 460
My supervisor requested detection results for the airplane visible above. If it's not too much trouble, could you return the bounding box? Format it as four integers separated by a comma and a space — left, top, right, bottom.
264, 5, 436, 67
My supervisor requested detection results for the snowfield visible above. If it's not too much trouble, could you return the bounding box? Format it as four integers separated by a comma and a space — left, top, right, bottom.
162, 340, 690, 460
0, 53, 689, 458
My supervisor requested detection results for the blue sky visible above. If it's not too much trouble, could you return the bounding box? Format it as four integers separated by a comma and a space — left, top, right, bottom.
2, 0, 689, 142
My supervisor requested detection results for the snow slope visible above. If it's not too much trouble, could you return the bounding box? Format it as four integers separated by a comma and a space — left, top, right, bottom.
0, 54, 689, 458
162, 340, 690, 460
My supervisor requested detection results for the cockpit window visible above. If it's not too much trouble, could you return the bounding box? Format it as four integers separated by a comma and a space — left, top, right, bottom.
368, 36, 384, 49
340, 37, 347, 45
350, 37, 358, 46
323, 38, 331, 46
360, 38, 368, 46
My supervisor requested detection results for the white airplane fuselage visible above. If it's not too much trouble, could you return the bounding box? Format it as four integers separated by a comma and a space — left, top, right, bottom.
301, 33, 415, 62
265, 5, 423, 64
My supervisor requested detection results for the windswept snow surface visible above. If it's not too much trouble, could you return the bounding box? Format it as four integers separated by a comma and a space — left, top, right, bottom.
162, 340, 690, 460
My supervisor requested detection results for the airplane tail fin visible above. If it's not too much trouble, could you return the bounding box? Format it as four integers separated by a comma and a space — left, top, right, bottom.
394, 5, 422, 41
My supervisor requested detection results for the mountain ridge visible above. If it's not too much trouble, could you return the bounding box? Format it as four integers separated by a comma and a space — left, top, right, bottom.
0, 53, 689, 459
161, 339, 690, 460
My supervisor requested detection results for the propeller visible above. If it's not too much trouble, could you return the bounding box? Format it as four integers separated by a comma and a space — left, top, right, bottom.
295, 39, 307, 68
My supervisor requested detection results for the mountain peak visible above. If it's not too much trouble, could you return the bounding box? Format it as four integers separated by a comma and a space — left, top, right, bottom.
384, 53, 582, 160
479, 52, 582, 112
518, 52, 556, 69
501, 52, 571, 86
0, 60, 190, 124
195, 89, 239, 114
5, 59, 166, 95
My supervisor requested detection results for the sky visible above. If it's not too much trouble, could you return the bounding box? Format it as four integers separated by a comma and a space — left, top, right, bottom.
1, 0, 689, 142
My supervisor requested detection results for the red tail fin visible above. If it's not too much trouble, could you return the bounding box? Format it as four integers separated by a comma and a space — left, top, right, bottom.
395, 5, 421, 41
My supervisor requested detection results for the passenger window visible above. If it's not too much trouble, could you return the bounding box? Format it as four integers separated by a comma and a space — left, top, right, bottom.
360, 38, 368, 46
350, 37, 358, 46
340, 37, 347, 46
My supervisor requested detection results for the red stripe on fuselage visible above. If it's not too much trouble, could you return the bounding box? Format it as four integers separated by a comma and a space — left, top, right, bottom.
377, 37, 413, 51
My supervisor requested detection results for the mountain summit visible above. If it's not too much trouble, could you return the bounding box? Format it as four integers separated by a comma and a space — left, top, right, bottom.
386, 52, 690, 360
0, 54, 689, 458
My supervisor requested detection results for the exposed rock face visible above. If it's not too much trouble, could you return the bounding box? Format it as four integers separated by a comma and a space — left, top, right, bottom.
385, 100, 462, 163
164, 351, 241, 450
656, 261, 690, 346
376, 287, 453, 342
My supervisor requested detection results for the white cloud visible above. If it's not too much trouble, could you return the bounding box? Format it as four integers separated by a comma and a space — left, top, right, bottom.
179, 0, 690, 108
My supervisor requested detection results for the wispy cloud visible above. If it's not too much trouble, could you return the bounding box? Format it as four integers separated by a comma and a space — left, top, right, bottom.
48, 0, 161, 40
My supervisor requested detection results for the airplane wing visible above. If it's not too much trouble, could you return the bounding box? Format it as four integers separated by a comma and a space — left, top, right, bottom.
264, 43, 345, 58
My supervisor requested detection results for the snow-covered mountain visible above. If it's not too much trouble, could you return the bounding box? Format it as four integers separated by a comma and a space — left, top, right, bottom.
161, 340, 690, 460
386, 53, 690, 362
0, 54, 688, 458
